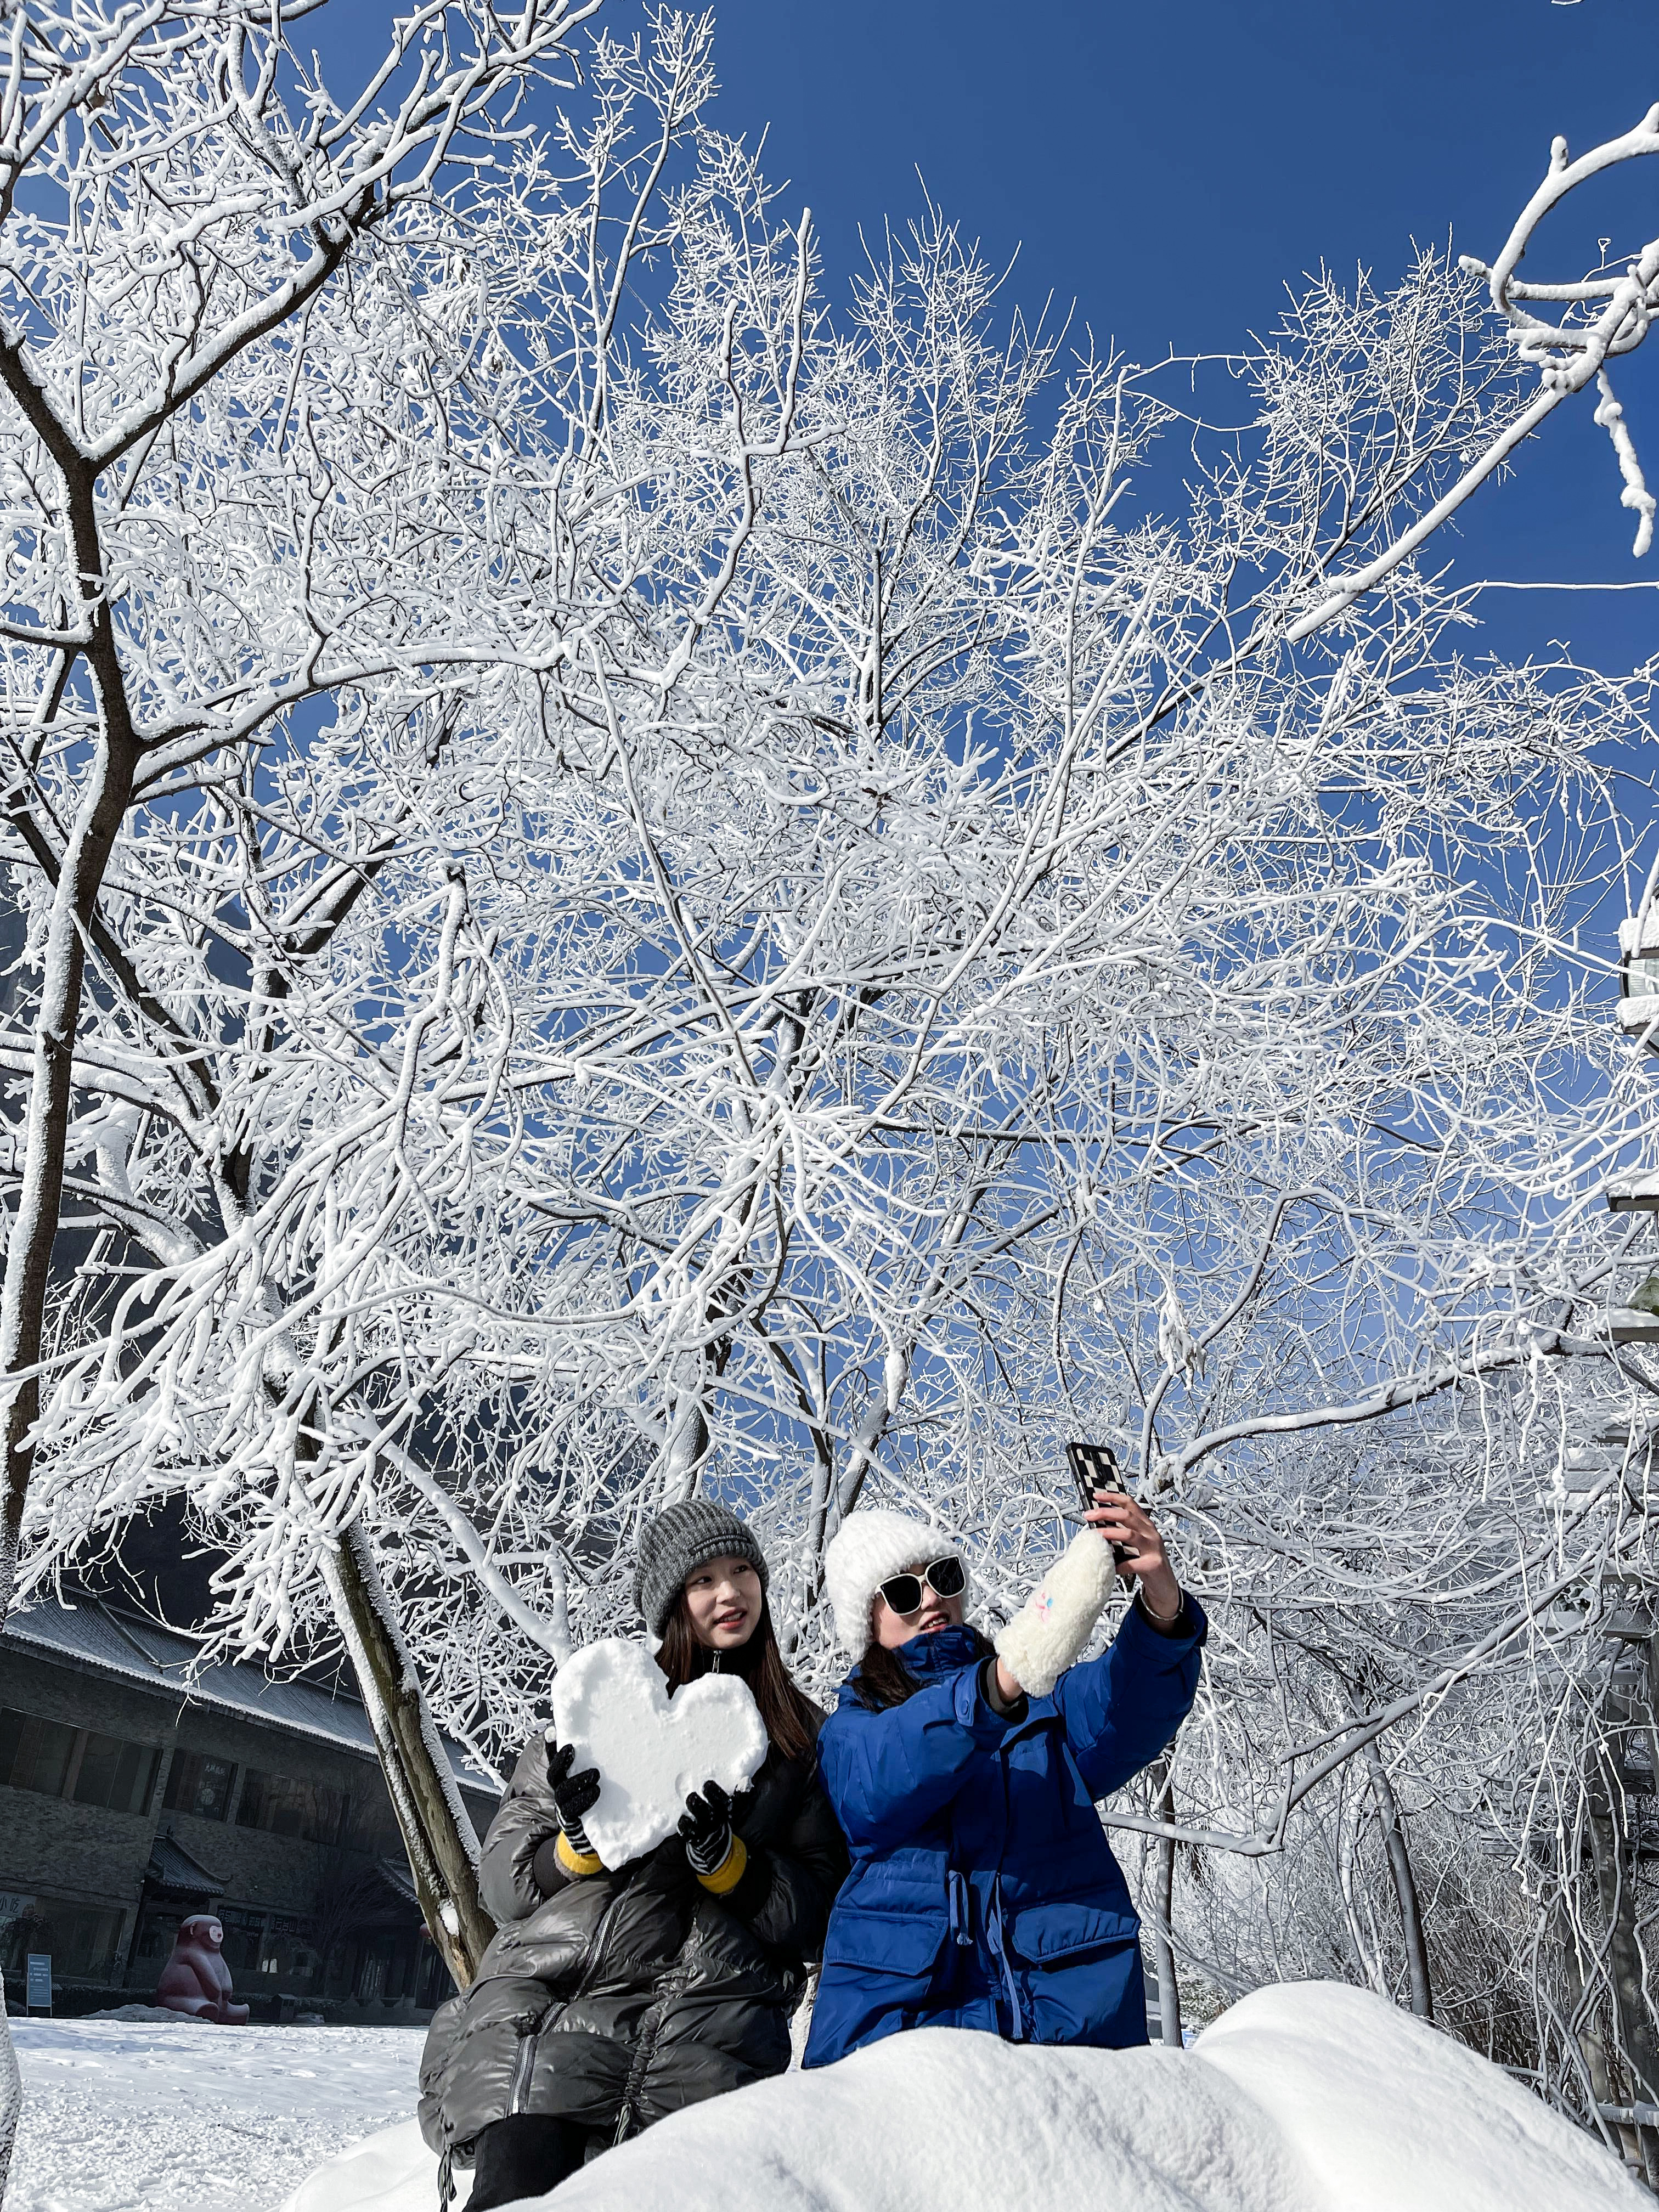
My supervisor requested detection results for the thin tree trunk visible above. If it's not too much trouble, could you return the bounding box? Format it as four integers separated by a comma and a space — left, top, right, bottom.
1589, 1753, 1659, 2190
1149, 1758, 1183, 2048
317, 1526, 495, 1990
1559, 1892, 1630, 2166
1, 735, 137, 1607
0, 704, 139, 2212
1359, 1733, 1432, 2020
1336, 1787, 1386, 1993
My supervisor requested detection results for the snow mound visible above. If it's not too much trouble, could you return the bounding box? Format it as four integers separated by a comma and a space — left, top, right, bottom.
1198, 1982, 1633, 2212
280, 2118, 439, 2211
548, 1636, 768, 1866
82, 2001, 212, 2023
284, 1982, 1643, 2212
556, 2027, 1318, 2212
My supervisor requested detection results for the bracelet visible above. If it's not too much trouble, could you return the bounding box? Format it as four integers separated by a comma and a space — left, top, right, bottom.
1137, 1584, 1184, 1628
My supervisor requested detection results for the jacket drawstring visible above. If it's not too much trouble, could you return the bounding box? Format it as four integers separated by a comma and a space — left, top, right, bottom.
946, 1869, 973, 1948
984, 1880, 1026, 2040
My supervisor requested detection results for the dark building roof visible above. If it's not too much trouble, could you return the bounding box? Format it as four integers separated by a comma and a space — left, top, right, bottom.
145, 1830, 227, 1900
2, 1596, 499, 1801
375, 1856, 420, 1908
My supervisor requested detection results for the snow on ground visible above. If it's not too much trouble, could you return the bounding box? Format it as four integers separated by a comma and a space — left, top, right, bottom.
288, 1982, 1646, 2212
6, 2012, 425, 2212
8, 1982, 1644, 2212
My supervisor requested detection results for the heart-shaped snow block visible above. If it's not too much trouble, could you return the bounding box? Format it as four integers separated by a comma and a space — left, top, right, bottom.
549, 1637, 769, 1868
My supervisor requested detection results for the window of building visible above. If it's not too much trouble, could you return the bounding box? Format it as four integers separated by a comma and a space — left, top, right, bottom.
47, 1902, 124, 1978
235, 1769, 347, 1846
416, 1939, 447, 2010
256, 1915, 307, 1979
0, 1708, 158, 1815
357, 1936, 394, 2002
72, 1731, 160, 1816
216, 1908, 267, 1975
132, 1914, 176, 1967
11, 1899, 125, 1979
162, 1749, 236, 1822
0, 1708, 77, 1798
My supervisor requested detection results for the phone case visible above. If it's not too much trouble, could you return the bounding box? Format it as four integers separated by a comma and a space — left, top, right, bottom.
1065, 1441, 1136, 1561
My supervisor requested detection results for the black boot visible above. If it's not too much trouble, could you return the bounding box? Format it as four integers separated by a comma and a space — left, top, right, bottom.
467, 2114, 591, 2210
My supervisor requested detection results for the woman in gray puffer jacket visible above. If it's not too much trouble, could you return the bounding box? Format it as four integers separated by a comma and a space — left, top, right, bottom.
418, 1503, 847, 2209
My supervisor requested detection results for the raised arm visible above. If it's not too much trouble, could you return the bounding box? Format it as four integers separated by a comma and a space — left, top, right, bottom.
1054, 1596, 1208, 1802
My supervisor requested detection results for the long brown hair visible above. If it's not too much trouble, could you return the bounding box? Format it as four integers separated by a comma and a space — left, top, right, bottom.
854, 1624, 993, 1711
655, 1593, 819, 1764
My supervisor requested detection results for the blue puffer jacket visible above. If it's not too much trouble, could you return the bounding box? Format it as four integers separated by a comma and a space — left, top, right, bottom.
803, 1599, 1206, 2067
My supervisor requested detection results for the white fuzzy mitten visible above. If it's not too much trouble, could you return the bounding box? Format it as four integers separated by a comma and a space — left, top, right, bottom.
994, 1530, 1118, 1698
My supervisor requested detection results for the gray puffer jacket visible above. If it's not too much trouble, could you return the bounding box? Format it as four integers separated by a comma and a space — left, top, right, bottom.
417, 1714, 846, 2168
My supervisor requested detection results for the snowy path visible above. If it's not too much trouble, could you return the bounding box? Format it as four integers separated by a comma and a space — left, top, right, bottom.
6, 2014, 424, 2212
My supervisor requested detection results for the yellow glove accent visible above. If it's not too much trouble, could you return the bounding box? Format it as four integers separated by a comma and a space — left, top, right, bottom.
555, 1830, 604, 1877
695, 1834, 748, 1895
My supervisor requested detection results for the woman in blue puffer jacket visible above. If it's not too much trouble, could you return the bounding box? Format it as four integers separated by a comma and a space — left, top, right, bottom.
803, 1483, 1205, 2067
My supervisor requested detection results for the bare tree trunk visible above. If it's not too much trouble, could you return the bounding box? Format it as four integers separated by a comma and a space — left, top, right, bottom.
0, 637, 142, 2212
1149, 1758, 1183, 2048
1359, 1733, 1433, 2021
1559, 1892, 1632, 2166
1334, 1781, 1386, 1992
1, 729, 138, 1610
1589, 1753, 1659, 2190
317, 1526, 495, 1990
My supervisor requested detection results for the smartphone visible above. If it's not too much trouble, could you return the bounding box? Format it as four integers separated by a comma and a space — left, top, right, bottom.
1066, 1441, 1137, 1563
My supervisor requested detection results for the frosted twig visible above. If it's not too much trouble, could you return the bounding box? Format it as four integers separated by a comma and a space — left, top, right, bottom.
1593, 370, 1656, 557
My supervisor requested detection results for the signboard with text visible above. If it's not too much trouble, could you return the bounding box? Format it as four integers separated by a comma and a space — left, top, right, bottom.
25, 1953, 52, 2012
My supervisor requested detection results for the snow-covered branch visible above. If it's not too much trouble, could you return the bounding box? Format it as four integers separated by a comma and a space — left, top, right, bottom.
1291, 104, 1659, 637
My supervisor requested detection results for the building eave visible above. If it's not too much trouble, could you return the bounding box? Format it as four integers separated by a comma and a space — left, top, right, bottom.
1, 1598, 500, 1807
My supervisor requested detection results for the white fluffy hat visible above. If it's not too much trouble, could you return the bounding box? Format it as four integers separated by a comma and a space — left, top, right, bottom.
823, 1509, 967, 1655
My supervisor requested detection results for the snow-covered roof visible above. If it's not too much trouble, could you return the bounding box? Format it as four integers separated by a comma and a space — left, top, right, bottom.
2, 1596, 499, 1801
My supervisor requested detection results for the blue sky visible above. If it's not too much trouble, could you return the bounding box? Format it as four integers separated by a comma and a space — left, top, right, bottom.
703, 0, 1659, 675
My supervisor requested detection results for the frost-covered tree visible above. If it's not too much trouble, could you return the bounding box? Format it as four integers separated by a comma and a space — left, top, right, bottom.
0, 1, 608, 2186
8, 4, 1659, 2172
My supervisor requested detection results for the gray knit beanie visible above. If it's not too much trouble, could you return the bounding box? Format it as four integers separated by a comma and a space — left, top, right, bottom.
633, 1500, 770, 1636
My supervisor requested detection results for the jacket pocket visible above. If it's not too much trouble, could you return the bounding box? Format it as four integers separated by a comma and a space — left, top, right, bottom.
822, 1905, 949, 1978
1007, 1899, 1137, 1967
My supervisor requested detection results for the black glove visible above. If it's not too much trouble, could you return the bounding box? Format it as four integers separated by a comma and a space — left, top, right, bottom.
678, 1780, 733, 1876
545, 1737, 601, 1858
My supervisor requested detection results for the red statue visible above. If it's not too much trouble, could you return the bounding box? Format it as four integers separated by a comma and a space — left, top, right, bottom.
156, 1914, 250, 2024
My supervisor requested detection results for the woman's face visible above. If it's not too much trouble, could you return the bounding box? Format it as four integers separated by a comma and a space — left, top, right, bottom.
872, 1559, 965, 1650
683, 1554, 763, 1651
